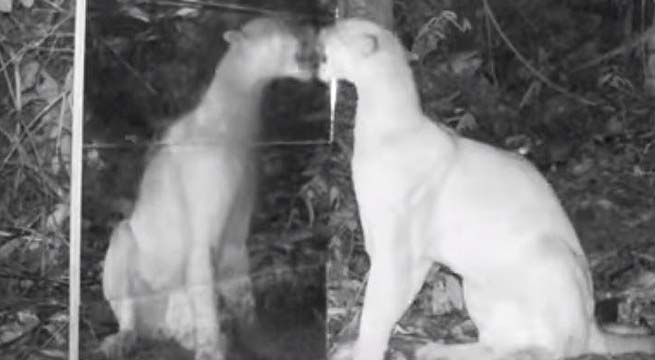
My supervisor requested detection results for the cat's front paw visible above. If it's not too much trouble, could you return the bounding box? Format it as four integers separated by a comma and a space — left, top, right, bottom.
194, 345, 225, 360
329, 340, 356, 360
99, 330, 137, 359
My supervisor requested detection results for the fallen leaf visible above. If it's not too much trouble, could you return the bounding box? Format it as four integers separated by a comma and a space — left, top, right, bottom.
450, 319, 477, 342
122, 4, 150, 22
0, 310, 40, 345
444, 273, 465, 311
547, 140, 573, 163
52, 130, 71, 175
63, 67, 74, 92
0, 0, 11, 13
449, 51, 481, 75
519, 81, 542, 109
0, 237, 22, 261
455, 112, 477, 132
21, 60, 40, 90
388, 348, 409, 360
632, 271, 655, 288
596, 198, 614, 210
19, 279, 34, 290
36, 349, 67, 359
46, 202, 69, 232
327, 307, 348, 317
36, 67, 59, 101
329, 186, 341, 209
505, 134, 532, 152
431, 273, 464, 315
175, 7, 198, 17
571, 157, 594, 175
605, 115, 623, 135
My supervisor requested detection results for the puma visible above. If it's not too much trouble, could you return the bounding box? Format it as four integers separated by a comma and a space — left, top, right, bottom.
317, 18, 655, 360
100, 17, 314, 360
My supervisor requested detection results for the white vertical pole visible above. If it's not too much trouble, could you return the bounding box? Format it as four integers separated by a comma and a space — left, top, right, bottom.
328, 6, 340, 144
70, 0, 86, 358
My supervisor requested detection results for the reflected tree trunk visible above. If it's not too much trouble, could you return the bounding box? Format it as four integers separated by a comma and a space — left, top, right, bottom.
645, 13, 655, 95
337, 0, 393, 29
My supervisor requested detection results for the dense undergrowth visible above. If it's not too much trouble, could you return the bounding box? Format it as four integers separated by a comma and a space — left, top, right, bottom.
0, 0, 74, 359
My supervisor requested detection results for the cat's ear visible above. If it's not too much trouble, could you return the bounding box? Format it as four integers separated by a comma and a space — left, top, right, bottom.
355, 33, 379, 57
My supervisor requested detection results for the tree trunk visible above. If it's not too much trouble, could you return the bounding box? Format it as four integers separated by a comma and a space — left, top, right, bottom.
645, 12, 655, 95
337, 0, 393, 29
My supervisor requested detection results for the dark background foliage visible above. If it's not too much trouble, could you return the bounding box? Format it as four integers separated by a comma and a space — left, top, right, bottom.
0, 0, 73, 358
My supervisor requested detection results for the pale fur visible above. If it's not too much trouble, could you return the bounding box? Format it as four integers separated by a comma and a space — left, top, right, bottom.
319, 18, 655, 360
101, 17, 312, 360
